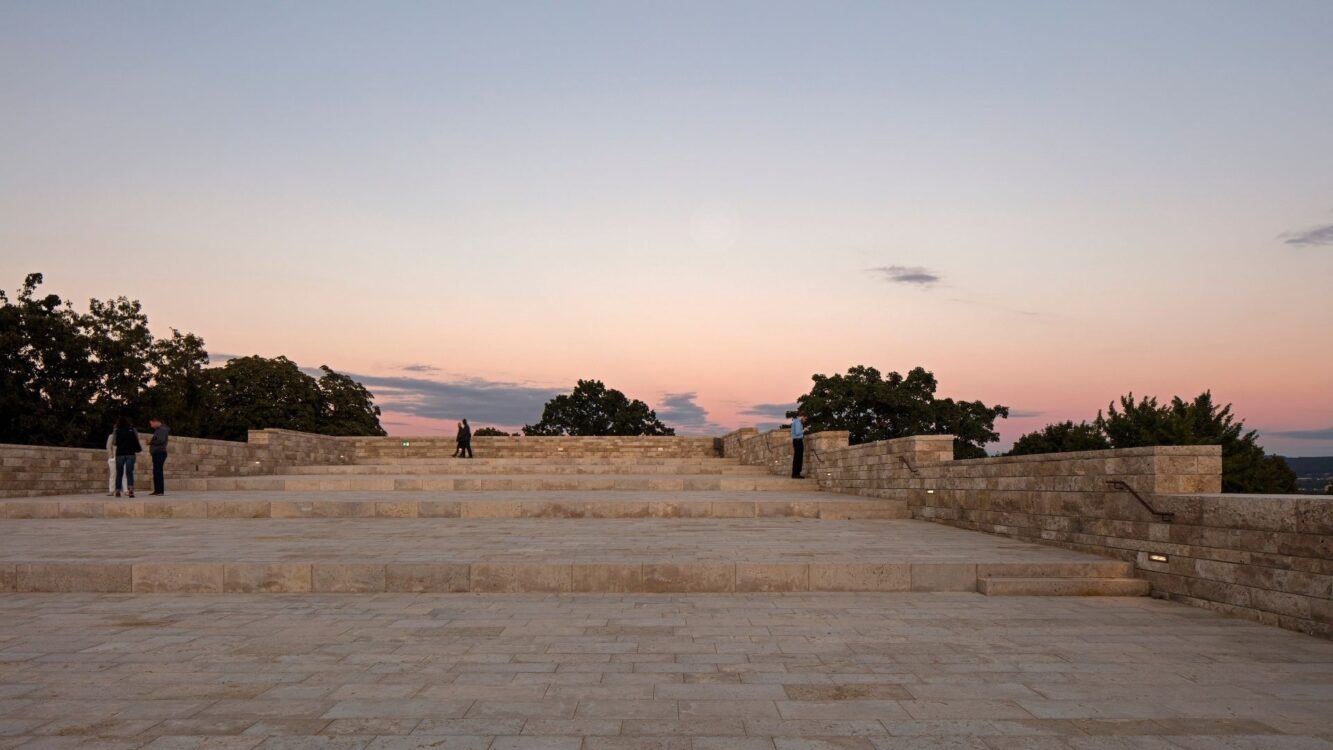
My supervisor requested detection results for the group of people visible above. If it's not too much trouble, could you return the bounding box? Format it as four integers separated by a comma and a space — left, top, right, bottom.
106, 417, 170, 497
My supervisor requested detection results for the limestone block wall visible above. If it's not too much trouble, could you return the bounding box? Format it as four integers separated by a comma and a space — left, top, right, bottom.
246, 429, 352, 468
720, 428, 850, 478
728, 428, 1329, 638
0, 445, 107, 497
349, 435, 720, 460
0, 428, 351, 497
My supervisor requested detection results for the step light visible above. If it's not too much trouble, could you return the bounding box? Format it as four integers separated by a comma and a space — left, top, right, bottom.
1148, 553, 1168, 563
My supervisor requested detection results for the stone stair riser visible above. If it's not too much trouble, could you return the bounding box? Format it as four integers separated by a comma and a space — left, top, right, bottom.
0, 561, 1139, 594
0, 498, 910, 520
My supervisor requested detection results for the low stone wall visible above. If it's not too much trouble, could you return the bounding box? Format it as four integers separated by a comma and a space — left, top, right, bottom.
720, 428, 850, 478
727, 427, 1331, 638
0, 429, 351, 497
349, 436, 720, 460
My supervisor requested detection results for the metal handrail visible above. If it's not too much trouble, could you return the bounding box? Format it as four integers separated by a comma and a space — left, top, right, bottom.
898, 455, 920, 477
1105, 480, 1175, 522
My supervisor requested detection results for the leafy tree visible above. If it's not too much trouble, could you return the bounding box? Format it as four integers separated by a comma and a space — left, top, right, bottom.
140, 329, 213, 438
790, 365, 1009, 459
1010, 391, 1296, 493
1097, 392, 1295, 493
1008, 421, 1110, 456
0, 273, 386, 446
315, 366, 386, 436
0, 274, 100, 446
473, 427, 511, 437
204, 356, 324, 440
524, 380, 674, 436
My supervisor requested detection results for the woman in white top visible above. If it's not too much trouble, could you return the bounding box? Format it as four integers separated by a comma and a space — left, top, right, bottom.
105, 429, 116, 496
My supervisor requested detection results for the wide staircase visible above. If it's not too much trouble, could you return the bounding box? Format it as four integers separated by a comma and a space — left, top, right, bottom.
0, 445, 1148, 597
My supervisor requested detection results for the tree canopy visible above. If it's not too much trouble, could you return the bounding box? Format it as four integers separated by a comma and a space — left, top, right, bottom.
789, 365, 1009, 459
1008, 391, 1296, 494
1008, 421, 1110, 456
473, 427, 511, 437
523, 380, 674, 436
0, 273, 385, 446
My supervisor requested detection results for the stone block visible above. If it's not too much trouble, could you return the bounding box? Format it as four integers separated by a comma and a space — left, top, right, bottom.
572, 564, 644, 592
385, 563, 470, 592
736, 563, 808, 592
133, 563, 224, 593
206, 500, 270, 518
0, 564, 15, 591
471, 563, 572, 593
17, 563, 132, 592
313, 564, 387, 592
641, 563, 735, 593
910, 563, 977, 592
224, 563, 313, 593
809, 563, 910, 591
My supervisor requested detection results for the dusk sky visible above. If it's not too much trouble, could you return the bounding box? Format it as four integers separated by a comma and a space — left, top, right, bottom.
2, 1, 1330, 455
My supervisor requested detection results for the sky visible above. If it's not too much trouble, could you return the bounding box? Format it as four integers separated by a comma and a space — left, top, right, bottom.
1, 1, 1330, 455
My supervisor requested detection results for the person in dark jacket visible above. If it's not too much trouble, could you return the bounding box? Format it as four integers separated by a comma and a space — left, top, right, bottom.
113, 415, 142, 498
148, 417, 170, 496
458, 419, 473, 459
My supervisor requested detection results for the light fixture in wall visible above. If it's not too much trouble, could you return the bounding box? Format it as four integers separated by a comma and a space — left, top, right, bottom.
1148, 553, 1168, 563
926, 489, 935, 494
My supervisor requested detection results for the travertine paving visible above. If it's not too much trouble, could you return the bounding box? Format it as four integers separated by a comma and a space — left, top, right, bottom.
0, 593, 1329, 748
0, 518, 1114, 564
0, 490, 904, 520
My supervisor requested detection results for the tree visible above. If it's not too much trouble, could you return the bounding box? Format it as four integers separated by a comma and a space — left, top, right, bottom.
1010, 391, 1296, 493
1097, 392, 1296, 494
0, 273, 100, 446
316, 366, 386, 436
790, 366, 1009, 459
1008, 421, 1110, 456
473, 427, 511, 437
524, 380, 674, 436
0, 273, 386, 446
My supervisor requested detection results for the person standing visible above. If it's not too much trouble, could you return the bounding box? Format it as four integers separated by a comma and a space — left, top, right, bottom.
790, 414, 805, 479
459, 419, 473, 459
105, 427, 117, 496
113, 416, 141, 498
148, 417, 170, 496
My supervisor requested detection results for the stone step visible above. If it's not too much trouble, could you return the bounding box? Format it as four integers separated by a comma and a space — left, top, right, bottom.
978, 577, 1151, 596
167, 474, 818, 492
0, 518, 1140, 594
285, 463, 773, 476
1, 561, 1141, 594
0, 494, 909, 520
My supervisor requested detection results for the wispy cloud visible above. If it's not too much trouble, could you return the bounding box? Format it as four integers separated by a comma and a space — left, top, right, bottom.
1281, 223, 1333, 247
1008, 409, 1044, 419
401, 364, 441, 373
205, 351, 240, 362
869, 265, 941, 287
656, 392, 727, 436
741, 403, 797, 420
346, 373, 566, 426
1265, 426, 1333, 440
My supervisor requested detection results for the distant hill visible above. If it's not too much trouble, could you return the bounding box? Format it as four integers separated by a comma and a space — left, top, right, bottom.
1281, 456, 1333, 474
1281, 456, 1333, 494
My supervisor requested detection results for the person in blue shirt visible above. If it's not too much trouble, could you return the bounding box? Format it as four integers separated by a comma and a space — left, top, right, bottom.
790, 414, 806, 479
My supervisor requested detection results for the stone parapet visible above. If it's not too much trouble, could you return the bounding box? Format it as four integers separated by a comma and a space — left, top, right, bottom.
349, 435, 720, 460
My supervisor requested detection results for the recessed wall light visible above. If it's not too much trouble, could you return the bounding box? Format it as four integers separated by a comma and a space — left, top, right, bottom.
1149, 553, 1168, 563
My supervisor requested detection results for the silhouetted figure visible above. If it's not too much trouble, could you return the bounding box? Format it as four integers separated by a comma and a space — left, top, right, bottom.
148, 417, 170, 495
458, 419, 473, 459
791, 415, 805, 479
113, 415, 142, 498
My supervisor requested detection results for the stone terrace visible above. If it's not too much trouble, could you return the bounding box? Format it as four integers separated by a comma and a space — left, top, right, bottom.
0, 593, 1330, 748
1, 429, 1330, 745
